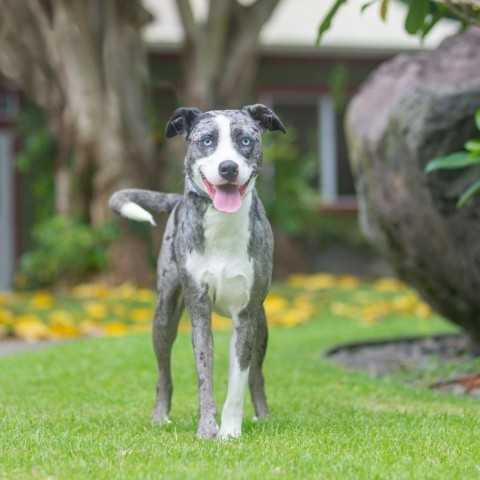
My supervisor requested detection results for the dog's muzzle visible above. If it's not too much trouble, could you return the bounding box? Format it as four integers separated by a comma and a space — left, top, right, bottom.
200, 172, 253, 213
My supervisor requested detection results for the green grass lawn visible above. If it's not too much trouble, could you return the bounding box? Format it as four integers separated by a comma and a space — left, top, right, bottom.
1, 296, 480, 480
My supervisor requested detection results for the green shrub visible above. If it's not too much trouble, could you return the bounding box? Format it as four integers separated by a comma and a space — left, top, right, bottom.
18, 216, 118, 289
257, 130, 320, 236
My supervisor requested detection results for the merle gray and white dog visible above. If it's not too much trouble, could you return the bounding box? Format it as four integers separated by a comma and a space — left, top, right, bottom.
109, 104, 285, 439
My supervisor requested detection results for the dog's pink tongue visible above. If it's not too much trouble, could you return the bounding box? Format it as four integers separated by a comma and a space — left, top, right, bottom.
213, 184, 242, 213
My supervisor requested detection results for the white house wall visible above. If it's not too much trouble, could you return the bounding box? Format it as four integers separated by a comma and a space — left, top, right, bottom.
142, 0, 458, 51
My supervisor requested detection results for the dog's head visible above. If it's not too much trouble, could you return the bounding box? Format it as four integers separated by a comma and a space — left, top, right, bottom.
165, 105, 286, 213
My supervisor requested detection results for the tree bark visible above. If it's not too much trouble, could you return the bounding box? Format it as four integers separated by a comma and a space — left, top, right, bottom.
175, 0, 281, 110
0, 0, 157, 284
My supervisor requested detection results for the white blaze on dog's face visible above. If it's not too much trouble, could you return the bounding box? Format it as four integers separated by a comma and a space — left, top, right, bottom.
187, 113, 262, 213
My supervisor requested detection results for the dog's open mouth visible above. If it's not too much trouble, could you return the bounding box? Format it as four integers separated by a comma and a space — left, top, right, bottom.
201, 173, 251, 213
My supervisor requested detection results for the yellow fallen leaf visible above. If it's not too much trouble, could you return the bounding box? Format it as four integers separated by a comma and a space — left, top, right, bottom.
31, 292, 54, 309
211, 313, 230, 331
48, 311, 81, 338
71, 283, 112, 299
264, 294, 289, 315
84, 302, 109, 319
391, 294, 418, 314
79, 320, 104, 336
330, 302, 359, 319
104, 322, 128, 336
288, 273, 338, 290
129, 308, 154, 323
0, 292, 16, 306
129, 324, 151, 334
337, 275, 361, 289
135, 289, 156, 302
372, 277, 406, 292
48, 310, 73, 324
13, 316, 51, 340
113, 283, 137, 299
0, 308, 13, 325
415, 302, 433, 319
49, 322, 82, 338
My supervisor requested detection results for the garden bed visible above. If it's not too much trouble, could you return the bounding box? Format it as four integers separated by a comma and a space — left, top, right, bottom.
325, 333, 480, 397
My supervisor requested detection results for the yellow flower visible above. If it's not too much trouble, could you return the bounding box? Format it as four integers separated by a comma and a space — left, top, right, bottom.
391, 294, 418, 314
0, 309, 13, 325
31, 292, 54, 309
48, 311, 81, 338
415, 302, 433, 319
113, 283, 137, 299
112, 305, 128, 317
13, 315, 51, 340
264, 294, 289, 315
0, 292, 16, 306
288, 273, 339, 290
372, 277, 406, 292
84, 302, 109, 318
129, 308, 154, 323
211, 313, 230, 331
129, 324, 151, 334
337, 275, 361, 289
330, 302, 359, 319
79, 320, 104, 337
360, 302, 392, 324
135, 289, 156, 302
71, 283, 112, 299
104, 322, 128, 336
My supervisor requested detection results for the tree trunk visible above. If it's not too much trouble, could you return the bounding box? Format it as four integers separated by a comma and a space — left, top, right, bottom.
346, 29, 480, 347
175, 0, 281, 110
0, 0, 157, 284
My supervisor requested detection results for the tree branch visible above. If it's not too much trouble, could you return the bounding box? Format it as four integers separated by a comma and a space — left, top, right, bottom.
439, 0, 480, 27
175, 0, 199, 45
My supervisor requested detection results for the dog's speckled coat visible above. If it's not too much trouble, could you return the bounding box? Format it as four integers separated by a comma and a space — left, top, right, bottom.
109, 105, 285, 439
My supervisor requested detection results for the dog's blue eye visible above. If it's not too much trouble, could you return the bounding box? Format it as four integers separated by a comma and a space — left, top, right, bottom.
241, 137, 251, 146
202, 137, 213, 147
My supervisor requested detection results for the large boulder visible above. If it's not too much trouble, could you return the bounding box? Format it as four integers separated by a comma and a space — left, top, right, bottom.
346, 29, 480, 345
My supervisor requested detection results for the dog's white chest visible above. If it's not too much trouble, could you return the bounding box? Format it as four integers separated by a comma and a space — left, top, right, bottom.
186, 195, 254, 318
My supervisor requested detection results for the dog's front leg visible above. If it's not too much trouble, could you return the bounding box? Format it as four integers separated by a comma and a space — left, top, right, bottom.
187, 288, 218, 440
220, 312, 257, 439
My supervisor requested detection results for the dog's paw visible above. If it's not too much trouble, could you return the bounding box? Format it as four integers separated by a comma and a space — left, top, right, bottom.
151, 413, 172, 425
219, 421, 242, 439
196, 421, 219, 440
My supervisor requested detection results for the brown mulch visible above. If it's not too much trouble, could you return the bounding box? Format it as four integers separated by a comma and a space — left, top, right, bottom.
325, 333, 480, 397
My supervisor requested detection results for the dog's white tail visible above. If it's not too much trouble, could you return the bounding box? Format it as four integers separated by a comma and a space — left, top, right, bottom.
109, 189, 181, 226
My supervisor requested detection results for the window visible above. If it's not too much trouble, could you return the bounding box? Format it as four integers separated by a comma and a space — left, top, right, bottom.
265, 94, 356, 205
0, 90, 19, 121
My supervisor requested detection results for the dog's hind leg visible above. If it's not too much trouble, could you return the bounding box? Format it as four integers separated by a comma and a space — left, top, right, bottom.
152, 221, 183, 424
152, 280, 183, 424
249, 306, 270, 419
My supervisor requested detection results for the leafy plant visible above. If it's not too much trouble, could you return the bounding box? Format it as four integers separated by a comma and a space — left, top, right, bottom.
425, 108, 480, 207
257, 129, 320, 237
316, 0, 469, 45
18, 216, 118, 289
15, 102, 57, 226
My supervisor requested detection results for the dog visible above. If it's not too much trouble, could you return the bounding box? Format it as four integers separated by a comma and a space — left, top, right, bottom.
109, 104, 285, 439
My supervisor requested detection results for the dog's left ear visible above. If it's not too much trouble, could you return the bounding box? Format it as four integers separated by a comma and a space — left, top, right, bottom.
243, 104, 286, 133
165, 107, 203, 138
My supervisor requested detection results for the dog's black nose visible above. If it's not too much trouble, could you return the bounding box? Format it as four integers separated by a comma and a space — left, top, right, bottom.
218, 160, 239, 182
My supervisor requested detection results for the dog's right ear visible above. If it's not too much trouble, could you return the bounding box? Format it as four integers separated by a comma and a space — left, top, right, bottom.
165, 107, 203, 138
